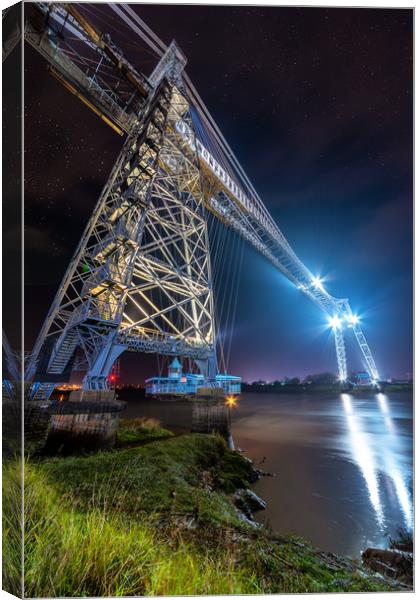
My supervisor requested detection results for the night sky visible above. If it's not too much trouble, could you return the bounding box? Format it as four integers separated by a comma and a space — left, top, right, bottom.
19, 4, 412, 383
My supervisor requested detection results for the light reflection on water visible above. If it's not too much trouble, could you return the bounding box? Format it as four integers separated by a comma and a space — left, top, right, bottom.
341, 394, 385, 528
374, 394, 412, 531
339, 393, 413, 533
230, 391, 413, 556
340, 393, 413, 533
121, 390, 413, 557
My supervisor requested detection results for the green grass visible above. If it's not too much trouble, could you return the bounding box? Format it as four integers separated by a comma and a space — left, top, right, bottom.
116, 417, 174, 447
37, 433, 249, 528
2, 458, 23, 598
2, 424, 407, 596
4, 459, 259, 597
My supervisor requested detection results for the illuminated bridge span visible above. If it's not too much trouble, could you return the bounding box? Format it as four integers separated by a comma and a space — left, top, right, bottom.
22, 2, 379, 398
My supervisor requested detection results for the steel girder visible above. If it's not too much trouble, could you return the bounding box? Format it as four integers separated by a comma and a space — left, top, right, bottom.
351, 323, 380, 381
27, 49, 216, 394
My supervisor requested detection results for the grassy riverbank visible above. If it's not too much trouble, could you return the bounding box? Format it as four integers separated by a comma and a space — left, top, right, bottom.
3, 419, 406, 596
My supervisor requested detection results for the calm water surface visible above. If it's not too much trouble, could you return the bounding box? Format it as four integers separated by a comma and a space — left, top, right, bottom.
122, 391, 413, 557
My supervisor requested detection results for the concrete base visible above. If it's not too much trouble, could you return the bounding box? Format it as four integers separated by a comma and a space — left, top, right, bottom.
69, 389, 116, 403
196, 386, 225, 398
48, 411, 119, 453
46, 392, 125, 454
191, 397, 230, 436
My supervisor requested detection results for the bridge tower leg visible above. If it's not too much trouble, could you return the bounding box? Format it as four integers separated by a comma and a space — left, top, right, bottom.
351, 323, 379, 381
195, 353, 217, 379
26, 43, 216, 399
334, 326, 348, 382
80, 332, 126, 391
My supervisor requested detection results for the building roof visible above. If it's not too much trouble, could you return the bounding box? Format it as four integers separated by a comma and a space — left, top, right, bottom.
169, 357, 182, 369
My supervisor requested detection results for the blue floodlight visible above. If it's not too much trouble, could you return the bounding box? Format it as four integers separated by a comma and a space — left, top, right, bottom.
312, 275, 325, 290
347, 314, 360, 326
328, 315, 342, 330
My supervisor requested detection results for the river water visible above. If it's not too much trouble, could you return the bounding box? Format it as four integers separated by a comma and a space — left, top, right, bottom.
121, 391, 413, 557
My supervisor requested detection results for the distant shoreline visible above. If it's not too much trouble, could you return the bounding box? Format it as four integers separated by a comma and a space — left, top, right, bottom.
112, 382, 413, 396
241, 383, 413, 394
55, 383, 412, 405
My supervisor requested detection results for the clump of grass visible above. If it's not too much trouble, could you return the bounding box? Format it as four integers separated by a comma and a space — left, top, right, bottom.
3, 459, 260, 597
38, 433, 245, 528
117, 417, 174, 447
2, 458, 23, 597
120, 417, 162, 430
238, 535, 397, 593
216, 448, 258, 492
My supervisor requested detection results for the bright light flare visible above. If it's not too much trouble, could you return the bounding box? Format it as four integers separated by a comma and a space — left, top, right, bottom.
328, 315, 342, 329
312, 276, 324, 290
347, 314, 360, 326
225, 395, 238, 408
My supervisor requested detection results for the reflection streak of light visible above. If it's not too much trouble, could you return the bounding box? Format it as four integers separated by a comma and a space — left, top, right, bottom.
376, 394, 413, 530
341, 394, 384, 528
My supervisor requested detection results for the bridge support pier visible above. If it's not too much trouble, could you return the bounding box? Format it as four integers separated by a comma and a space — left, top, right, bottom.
47, 398, 126, 454
191, 395, 230, 440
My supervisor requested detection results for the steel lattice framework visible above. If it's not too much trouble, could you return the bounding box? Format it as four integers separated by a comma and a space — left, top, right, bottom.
22, 2, 379, 398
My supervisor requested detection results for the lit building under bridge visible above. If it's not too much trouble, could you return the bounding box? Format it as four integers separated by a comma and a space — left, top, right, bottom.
145, 358, 241, 397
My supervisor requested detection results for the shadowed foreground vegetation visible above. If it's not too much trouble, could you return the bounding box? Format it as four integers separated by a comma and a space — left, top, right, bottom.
3, 421, 408, 597
116, 417, 175, 447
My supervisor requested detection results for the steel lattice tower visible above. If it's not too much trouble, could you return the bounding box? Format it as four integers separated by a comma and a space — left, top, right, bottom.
17, 3, 381, 397
27, 43, 216, 397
